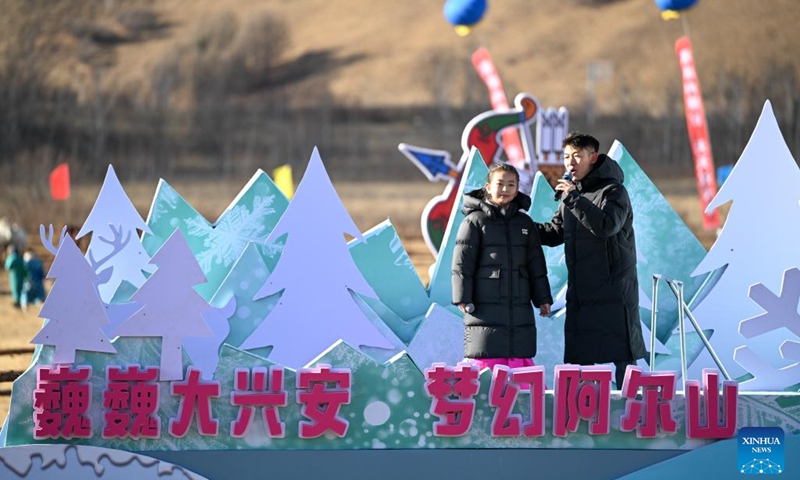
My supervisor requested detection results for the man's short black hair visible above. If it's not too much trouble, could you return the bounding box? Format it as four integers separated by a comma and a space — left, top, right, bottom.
562, 131, 600, 153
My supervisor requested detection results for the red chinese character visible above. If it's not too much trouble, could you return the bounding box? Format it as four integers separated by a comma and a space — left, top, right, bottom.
230, 366, 288, 438
685, 369, 738, 439
169, 367, 221, 437
103, 365, 160, 439
552, 366, 612, 436
33, 365, 93, 439
619, 368, 677, 438
423, 362, 479, 436
488, 365, 545, 437
296, 364, 351, 438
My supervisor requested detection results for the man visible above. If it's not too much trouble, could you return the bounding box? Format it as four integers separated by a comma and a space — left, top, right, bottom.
536, 132, 646, 388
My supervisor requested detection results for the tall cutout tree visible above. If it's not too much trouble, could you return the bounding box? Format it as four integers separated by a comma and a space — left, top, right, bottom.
240, 148, 400, 368
78, 165, 152, 301
690, 101, 800, 381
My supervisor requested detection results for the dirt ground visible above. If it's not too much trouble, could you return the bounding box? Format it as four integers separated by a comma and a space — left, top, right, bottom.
0, 176, 721, 432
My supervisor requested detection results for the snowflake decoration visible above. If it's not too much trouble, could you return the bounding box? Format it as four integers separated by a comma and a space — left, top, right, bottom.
734, 267, 800, 391
185, 195, 277, 271
741, 267, 800, 339
389, 230, 415, 272
150, 185, 181, 224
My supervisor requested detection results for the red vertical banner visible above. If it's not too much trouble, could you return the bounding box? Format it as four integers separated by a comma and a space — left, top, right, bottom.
50, 163, 71, 201
675, 36, 719, 230
471, 48, 529, 170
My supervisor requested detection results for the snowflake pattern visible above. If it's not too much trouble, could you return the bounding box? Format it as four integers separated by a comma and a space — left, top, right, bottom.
741, 268, 800, 339
735, 267, 800, 391
389, 229, 416, 272
149, 184, 181, 224
185, 195, 277, 271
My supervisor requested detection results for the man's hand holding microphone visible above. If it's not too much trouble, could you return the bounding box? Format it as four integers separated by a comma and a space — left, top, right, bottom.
553, 172, 576, 201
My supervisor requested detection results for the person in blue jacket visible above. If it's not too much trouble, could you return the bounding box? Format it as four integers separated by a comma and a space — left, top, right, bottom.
4, 245, 26, 309
22, 248, 46, 308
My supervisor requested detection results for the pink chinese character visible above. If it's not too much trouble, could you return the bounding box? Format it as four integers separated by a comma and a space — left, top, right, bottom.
230, 366, 288, 438
169, 367, 221, 437
552, 366, 612, 436
296, 364, 351, 438
619, 368, 677, 438
685, 369, 738, 439
489, 365, 545, 437
423, 362, 479, 436
103, 365, 160, 439
33, 365, 93, 439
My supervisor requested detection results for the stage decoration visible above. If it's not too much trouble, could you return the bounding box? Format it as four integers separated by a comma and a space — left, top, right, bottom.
111, 230, 215, 381
142, 169, 289, 301
76, 165, 153, 302
239, 149, 405, 369
400, 93, 568, 255
472, 48, 526, 170
689, 101, 800, 386
3, 104, 800, 477
30, 235, 116, 364
0, 444, 210, 479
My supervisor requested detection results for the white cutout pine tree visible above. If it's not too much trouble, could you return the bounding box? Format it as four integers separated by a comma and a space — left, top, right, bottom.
31, 236, 116, 364
240, 148, 400, 368
690, 101, 800, 383
78, 165, 152, 302
112, 229, 213, 381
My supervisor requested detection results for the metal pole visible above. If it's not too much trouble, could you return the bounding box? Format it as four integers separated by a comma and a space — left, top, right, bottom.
650, 275, 661, 371
668, 283, 732, 381
673, 279, 687, 392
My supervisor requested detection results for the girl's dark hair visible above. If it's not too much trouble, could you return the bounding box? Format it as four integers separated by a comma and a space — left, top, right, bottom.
487, 163, 519, 182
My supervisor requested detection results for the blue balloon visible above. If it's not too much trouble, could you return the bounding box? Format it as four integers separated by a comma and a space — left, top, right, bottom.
653, 0, 698, 11
443, 0, 488, 27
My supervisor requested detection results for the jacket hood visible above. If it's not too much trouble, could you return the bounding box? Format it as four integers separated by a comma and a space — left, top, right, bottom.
462, 189, 532, 217
581, 153, 624, 188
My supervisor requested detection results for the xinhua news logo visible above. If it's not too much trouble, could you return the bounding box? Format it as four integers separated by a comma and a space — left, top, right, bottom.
738, 427, 784, 474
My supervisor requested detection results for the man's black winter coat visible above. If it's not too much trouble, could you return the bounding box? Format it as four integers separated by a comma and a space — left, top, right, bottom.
536, 154, 647, 364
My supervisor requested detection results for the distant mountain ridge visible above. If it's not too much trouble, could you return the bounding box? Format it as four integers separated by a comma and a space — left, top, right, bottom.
4, 0, 799, 115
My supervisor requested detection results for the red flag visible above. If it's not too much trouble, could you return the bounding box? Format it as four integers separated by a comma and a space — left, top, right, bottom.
50, 163, 70, 201
471, 48, 529, 170
675, 37, 719, 230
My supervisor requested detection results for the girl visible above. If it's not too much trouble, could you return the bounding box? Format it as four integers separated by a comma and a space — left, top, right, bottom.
452, 163, 552, 371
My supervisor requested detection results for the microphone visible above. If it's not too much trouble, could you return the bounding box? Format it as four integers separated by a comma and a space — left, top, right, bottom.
553, 172, 573, 201
465, 303, 475, 314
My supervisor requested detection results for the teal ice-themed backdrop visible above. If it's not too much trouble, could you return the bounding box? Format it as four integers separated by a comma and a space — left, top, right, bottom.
3, 102, 800, 467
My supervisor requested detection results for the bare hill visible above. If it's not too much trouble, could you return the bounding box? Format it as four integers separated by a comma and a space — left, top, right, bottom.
9, 0, 799, 114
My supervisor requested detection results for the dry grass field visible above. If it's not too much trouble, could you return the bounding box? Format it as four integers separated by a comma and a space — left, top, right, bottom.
0, 175, 725, 427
